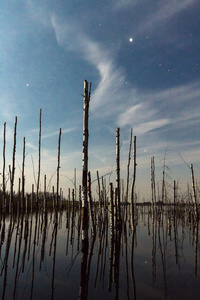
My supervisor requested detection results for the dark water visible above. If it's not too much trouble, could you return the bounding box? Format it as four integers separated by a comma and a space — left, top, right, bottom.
0, 205, 199, 300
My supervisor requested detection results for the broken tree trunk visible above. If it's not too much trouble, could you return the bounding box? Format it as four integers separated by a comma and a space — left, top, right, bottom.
10, 116, 17, 213
190, 164, 199, 221
126, 128, 133, 204
116, 128, 121, 227
36, 109, 42, 207
82, 80, 92, 229
57, 128, 62, 209
21, 137, 25, 211
131, 136, 136, 228
3, 122, 6, 211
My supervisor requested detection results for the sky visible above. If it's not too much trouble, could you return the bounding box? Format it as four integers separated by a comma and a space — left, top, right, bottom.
0, 0, 199, 201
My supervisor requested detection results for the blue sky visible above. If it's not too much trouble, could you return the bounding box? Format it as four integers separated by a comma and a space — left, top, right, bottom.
0, 0, 199, 200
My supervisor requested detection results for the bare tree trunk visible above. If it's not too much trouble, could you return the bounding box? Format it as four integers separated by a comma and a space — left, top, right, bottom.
57, 128, 62, 208
3, 122, 6, 211
82, 80, 92, 229
22, 137, 25, 212
131, 136, 136, 228
161, 151, 168, 205
10, 116, 17, 213
36, 109, 42, 206
79, 185, 82, 210
52, 186, 55, 210
74, 168, 76, 201
126, 128, 133, 203
116, 128, 121, 226
108, 219, 114, 291
31, 184, 34, 213
18, 178, 21, 213
97, 171, 101, 207
44, 174, 47, 212
190, 164, 199, 221
151, 156, 156, 205
88, 171, 96, 235
132, 136, 136, 195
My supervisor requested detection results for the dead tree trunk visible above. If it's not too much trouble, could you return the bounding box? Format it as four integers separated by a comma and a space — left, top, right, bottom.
88, 172, 96, 235
57, 128, 62, 208
36, 109, 42, 206
126, 128, 133, 203
190, 164, 199, 221
131, 136, 136, 228
151, 156, 156, 205
82, 80, 92, 229
3, 122, 6, 211
44, 174, 47, 212
74, 168, 77, 202
22, 137, 25, 211
10, 116, 17, 213
116, 128, 121, 226
97, 171, 102, 207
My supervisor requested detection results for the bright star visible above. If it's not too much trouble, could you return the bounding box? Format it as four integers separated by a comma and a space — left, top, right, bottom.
129, 38, 133, 42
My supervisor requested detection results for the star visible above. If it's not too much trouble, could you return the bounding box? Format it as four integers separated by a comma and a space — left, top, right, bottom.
129, 38, 133, 42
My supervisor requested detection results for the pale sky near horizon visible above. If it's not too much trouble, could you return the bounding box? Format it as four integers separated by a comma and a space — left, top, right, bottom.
0, 0, 199, 200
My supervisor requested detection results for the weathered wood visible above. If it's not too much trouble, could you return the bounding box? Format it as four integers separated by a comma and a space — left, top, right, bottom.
116, 128, 121, 224
151, 156, 156, 205
82, 80, 92, 229
131, 136, 136, 203
79, 185, 82, 209
126, 128, 133, 203
10, 116, 17, 213
190, 164, 199, 221
31, 184, 34, 212
56, 128, 62, 208
131, 136, 136, 228
74, 168, 76, 202
44, 174, 47, 212
97, 171, 101, 206
36, 109, 42, 206
22, 137, 25, 211
88, 171, 96, 234
3, 122, 6, 211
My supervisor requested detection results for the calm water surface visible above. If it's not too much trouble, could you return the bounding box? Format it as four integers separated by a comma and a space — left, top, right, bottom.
0, 205, 199, 299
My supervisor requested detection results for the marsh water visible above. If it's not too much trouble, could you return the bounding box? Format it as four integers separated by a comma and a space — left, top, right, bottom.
0, 205, 199, 300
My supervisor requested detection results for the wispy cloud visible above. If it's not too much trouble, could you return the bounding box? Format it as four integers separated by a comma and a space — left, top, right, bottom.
51, 14, 126, 114
134, 119, 170, 135
151, 80, 200, 104
0, 124, 14, 142
26, 1, 200, 151
112, 0, 138, 11
26, 142, 38, 150
50, 11, 200, 140
133, 0, 195, 37
117, 79, 200, 130
117, 103, 169, 131
25, 0, 52, 29
42, 127, 75, 139
0, 92, 20, 123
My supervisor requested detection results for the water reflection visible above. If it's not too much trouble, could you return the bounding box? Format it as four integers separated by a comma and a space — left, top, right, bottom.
0, 204, 199, 299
